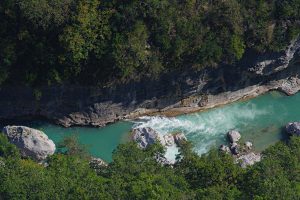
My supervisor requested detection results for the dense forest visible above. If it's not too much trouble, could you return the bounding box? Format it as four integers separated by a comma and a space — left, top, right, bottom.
0, 134, 299, 199
0, 0, 299, 86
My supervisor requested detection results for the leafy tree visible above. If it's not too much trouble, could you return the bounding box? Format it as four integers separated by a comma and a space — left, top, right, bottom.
230, 34, 246, 60
0, 134, 19, 158
0, 133, 299, 199
57, 135, 90, 159
18, 0, 74, 29
0, 0, 299, 85
105, 142, 189, 199
240, 136, 300, 199
60, 0, 111, 74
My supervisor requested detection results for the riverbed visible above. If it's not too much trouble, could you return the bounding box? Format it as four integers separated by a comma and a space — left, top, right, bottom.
1, 91, 299, 162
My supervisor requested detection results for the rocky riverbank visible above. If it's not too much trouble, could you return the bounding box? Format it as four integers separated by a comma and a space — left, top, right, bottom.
0, 37, 299, 127
219, 130, 261, 168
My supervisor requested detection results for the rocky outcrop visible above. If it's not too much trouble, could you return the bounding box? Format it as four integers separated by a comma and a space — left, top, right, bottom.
132, 127, 187, 149
89, 157, 108, 172
132, 127, 159, 149
220, 130, 261, 168
277, 76, 300, 95
160, 132, 187, 147
131, 128, 186, 165
237, 152, 261, 168
2, 126, 55, 161
227, 130, 241, 143
286, 122, 300, 136
249, 37, 300, 76
0, 36, 299, 127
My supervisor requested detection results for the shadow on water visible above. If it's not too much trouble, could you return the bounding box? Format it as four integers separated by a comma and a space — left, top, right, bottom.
279, 126, 290, 143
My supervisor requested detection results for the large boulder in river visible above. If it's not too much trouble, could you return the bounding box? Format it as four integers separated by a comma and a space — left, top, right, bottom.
132, 127, 159, 149
286, 122, 300, 136
2, 126, 56, 161
227, 130, 241, 143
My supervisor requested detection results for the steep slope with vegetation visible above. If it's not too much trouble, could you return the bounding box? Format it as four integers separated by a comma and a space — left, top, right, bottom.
0, 0, 299, 86
0, 134, 299, 199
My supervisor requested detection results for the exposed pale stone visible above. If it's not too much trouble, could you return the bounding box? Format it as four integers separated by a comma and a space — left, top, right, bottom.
237, 153, 261, 168
245, 141, 253, 150
163, 134, 175, 146
90, 157, 108, 169
132, 127, 159, 149
227, 130, 241, 143
2, 126, 55, 161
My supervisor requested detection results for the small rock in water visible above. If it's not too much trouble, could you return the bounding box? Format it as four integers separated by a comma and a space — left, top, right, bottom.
227, 130, 241, 143
286, 122, 300, 136
2, 126, 56, 161
245, 141, 253, 150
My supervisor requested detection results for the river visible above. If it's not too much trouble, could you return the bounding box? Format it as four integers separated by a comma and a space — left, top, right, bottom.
1, 91, 299, 162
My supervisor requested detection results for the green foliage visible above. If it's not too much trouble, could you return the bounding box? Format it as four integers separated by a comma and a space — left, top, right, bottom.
176, 142, 243, 199
104, 142, 189, 199
18, 0, 74, 29
60, 0, 111, 67
240, 136, 300, 199
231, 34, 246, 60
57, 135, 90, 159
0, 134, 19, 158
46, 154, 111, 199
0, 134, 299, 199
275, 0, 300, 20
0, 0, 299, 86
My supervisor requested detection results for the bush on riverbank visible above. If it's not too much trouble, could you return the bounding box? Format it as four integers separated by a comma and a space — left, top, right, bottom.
0, 133, 299, 199
0, 0, 299, 86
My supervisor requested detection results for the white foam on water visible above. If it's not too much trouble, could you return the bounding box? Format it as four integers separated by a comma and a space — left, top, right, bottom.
165, 144, 179, 164
133, 101, 270, 160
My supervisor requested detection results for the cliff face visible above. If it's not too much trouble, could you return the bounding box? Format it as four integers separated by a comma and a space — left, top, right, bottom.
0, 38, 300, 127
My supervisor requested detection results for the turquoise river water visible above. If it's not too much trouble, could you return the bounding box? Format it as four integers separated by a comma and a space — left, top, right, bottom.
1, 91, 300, 162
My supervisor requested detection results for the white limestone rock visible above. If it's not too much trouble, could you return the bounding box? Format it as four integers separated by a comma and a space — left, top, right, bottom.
2, 126, 55, 161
